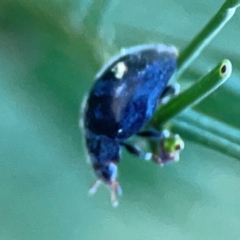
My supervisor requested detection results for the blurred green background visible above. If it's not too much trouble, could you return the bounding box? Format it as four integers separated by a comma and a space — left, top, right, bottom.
1, 1, 240, 240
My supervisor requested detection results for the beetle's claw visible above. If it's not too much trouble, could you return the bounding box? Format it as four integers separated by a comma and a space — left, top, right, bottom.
152, 133, 185, 166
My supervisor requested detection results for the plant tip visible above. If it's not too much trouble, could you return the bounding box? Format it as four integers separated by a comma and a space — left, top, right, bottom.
221, 65, 227, 74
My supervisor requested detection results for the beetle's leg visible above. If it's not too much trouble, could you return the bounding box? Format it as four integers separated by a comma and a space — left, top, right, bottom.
120, 142, 153, 161
159, 82, 180, 105
137, 129, 170, 140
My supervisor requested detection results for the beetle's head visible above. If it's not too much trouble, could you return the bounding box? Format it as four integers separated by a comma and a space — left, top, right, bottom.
91, 162, 122, 207
86, 134, 122, 207
93, 162, 118, 183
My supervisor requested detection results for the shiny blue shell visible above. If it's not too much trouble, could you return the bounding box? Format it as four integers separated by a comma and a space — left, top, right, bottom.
83, 44, 177, 167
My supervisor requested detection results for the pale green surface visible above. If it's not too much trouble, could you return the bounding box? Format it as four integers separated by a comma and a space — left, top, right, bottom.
1, 1, 240, 240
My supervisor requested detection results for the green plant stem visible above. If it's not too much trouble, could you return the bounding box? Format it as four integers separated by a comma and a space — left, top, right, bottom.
177, 0, 240, 77
177, 110, 240, 145
81, 0, 110, 40
172, 110, 240, 161
151, 59, 232, 128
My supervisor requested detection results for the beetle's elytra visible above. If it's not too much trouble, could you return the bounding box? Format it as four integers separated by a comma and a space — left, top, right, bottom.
81, 44, 184, 206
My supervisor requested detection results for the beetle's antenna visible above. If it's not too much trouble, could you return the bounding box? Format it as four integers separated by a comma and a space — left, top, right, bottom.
89, 180, 102, 195
110, 181, 122, 207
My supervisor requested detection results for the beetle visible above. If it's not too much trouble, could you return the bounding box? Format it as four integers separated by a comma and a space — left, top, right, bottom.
81, 44, 184, 206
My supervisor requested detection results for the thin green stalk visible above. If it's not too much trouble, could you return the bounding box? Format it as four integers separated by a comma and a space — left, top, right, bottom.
176, 109, 240, 147
81, 0, 110, 40
151, 59, 232, 128
177, 0, 240, 77
172, 117, 240, 161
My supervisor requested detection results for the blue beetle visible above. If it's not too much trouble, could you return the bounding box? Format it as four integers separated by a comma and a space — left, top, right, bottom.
81, 44, 184, 206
